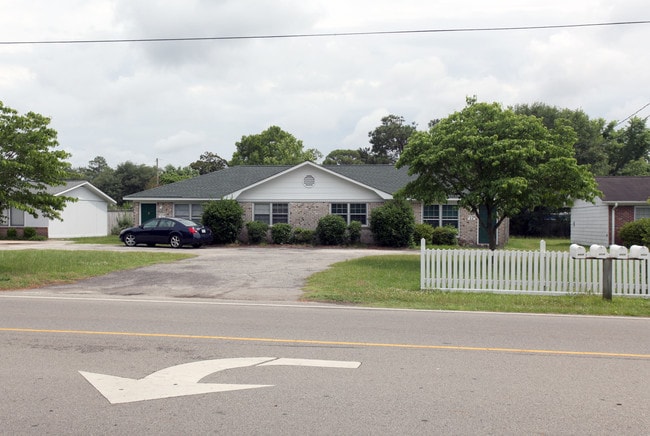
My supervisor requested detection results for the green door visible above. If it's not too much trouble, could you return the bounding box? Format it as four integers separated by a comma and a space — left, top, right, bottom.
478, 206, 497, 245
141, 203, 156, 224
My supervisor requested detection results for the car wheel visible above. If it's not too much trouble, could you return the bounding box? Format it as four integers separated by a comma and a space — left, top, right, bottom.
169, 234, 183, 248
123, 233, 137, 247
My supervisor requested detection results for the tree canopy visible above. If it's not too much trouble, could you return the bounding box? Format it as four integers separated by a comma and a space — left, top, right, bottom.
514, 103, 650, 176
190, 151, 228, 175
230, 126, 321, 165
0, 101, 74, 220
368, 114, 417, 164
397, 100, 600, 250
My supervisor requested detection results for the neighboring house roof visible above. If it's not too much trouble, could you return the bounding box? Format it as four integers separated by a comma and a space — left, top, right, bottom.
595, 176, 650, 204
47, 180, 117, 204
124, 162, 414, 201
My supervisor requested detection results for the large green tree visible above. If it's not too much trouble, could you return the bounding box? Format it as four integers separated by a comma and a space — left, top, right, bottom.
230, 126, 321, 165
368, 114, 417, 164
190, 151, 228, 175
0, 101, 74, 220
397, 100, 600, 250
158, 164, 199, 185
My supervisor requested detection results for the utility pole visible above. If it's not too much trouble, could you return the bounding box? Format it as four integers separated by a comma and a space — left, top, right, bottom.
155, 158, 159, 186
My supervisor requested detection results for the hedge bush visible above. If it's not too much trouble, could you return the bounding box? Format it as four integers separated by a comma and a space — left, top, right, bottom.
246, 221, 269, 244
22, 227, 37, 239
316, 214, 347, 245
202, 200, 244, 244
369, 198, 415, 247
292, 227, 315, 245
6, 228, 18, 239
431, 225, 458, 246
271, 223, 293, 244
347, 220, 362, 244
619, 218, 650, 247
414, 223, 434, 244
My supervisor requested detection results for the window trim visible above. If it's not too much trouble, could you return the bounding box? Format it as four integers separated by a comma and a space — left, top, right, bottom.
174, 203, 204, 222
423, 204, 459, 229
635, 205, 650, 220
331, 203, 367, 225
253, 202, 289, 225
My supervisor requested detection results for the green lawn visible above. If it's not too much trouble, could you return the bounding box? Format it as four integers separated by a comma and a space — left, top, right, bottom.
0, 250, 194, 290
302, 254, 650, 316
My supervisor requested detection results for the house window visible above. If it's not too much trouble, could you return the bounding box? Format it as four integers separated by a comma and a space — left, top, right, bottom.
635, 206, 650, 220
331, 203, 367, 225
174, 204, 204, 222
423, 204, 459, 228
253, 203, 289, 225
10, 207, 24, 227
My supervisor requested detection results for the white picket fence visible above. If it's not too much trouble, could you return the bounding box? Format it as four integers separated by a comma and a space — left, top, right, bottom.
420, 240, 650, 297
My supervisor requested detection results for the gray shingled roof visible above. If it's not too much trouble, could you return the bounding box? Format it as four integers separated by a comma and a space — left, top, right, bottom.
124, 163, 413, 200
596, 176, 650, 203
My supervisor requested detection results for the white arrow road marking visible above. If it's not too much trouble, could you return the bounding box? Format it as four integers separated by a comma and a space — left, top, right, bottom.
80, 357, 361, 404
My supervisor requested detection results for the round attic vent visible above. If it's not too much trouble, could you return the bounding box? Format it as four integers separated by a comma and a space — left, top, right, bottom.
303, 174, 315, 188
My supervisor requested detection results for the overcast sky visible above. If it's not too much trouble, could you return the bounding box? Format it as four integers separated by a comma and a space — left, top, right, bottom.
1, 1, 648, 169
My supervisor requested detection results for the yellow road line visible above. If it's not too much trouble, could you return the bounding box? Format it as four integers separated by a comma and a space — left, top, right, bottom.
2, 327, 649, 359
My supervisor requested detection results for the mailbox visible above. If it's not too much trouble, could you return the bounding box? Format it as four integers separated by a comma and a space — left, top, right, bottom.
569, 244, 586, 259
629, 245, 649, 259
608, 244, 628, 259
589, 244, 607, 258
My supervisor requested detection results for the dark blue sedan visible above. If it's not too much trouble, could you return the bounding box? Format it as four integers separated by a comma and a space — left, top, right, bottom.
119, 217, 213, 248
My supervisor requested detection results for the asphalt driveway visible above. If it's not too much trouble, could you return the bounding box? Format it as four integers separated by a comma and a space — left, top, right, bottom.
2, 241, 413, 301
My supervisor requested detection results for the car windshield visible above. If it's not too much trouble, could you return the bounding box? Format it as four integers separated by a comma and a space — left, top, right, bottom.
175, 218, 198, 227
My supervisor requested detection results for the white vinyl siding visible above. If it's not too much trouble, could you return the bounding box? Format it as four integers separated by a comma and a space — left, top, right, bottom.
570, 198, 609, 246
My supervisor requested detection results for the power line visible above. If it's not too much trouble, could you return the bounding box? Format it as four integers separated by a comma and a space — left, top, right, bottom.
1, 20, 649, 45
615, 102, 650, 127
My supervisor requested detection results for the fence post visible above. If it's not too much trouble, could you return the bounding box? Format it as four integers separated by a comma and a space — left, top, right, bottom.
420, 238, 426, 290
539, 239, 546, 291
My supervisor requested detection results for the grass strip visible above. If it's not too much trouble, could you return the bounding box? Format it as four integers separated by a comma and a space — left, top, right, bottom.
0, 250, 194, 290
302, 255, 650, 316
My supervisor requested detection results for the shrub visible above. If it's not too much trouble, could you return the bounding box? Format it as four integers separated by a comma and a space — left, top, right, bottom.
370, 198, 415, 247
619, 218, 650, 247
292, 227, 315, 245
6, 228, 18, 239
246, 221, 269, 244
111, 214, 134, 235
316, 215, 347, 245
271, 223, 293, 244
431, 225, 458, 246
22, 227, 37, 239
347, 220, 362, 244
414, 223, 434, 244
202, 200, 244, 244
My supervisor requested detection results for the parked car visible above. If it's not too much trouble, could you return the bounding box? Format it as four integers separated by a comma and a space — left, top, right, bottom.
119, 217, 213, 248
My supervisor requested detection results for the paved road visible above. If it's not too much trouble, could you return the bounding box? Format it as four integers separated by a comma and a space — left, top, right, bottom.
2, 296, 649, 435
3, 240, 412, 301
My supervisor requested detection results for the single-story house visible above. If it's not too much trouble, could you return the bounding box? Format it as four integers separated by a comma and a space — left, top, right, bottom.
1, 180, 117, 238
124, 161, 509, 246
571, 176, 650, 246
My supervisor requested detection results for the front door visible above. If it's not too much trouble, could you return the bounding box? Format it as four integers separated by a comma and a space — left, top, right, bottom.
141, 203, 157, 224
478, 206, 498, 245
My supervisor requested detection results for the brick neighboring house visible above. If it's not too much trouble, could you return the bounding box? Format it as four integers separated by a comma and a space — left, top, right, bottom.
571, 176, 650, 246
124, 161, 509, 246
